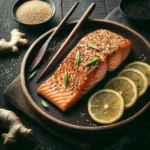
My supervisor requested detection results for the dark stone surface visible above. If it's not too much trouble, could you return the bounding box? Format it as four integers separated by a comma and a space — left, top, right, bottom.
0, 0, 149, 150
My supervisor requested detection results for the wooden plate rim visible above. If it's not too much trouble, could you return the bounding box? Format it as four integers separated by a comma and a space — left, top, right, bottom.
21, 18, 150, 131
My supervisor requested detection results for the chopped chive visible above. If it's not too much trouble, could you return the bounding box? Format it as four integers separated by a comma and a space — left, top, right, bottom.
76, 50, 80, 65
88, 43, 98, 50
28, 71, 36, 80
86, 57, 100, 66
64, 71, 68, 87
40, 99, 48, 108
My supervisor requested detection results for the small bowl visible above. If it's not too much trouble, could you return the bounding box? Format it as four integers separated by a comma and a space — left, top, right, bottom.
120, 0, 150, 25
11, 0, 56, 27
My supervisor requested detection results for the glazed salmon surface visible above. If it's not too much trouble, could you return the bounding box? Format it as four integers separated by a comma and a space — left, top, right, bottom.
37, 29, 132, 111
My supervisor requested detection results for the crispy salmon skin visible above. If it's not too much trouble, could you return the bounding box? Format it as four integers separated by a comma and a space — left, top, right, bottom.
37, 29, 132, 111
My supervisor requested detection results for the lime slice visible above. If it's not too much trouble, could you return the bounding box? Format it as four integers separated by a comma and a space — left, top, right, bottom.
118, 68, 148, 97
105, 77, 138, 109
125, 61, 150, 86
88, 89, 124, 124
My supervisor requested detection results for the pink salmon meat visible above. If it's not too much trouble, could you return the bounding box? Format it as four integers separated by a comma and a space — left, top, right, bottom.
37, 29, 132, 111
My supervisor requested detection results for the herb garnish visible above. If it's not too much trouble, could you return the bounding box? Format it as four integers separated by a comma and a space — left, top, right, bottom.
86, 57, 100, 66
76, 50, 80, 65
88, 43, 98, 50
64, 71, 68, 87
28, 71, 36, 80
40, 99, 48, 108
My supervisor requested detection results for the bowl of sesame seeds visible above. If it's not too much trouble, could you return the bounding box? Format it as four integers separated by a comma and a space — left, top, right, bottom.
120, 0, 150, 23
12, 0, 56, 26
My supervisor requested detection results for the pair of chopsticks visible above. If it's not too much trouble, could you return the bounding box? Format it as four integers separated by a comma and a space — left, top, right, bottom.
29, 2, 79, 72
30, 2, 96, 82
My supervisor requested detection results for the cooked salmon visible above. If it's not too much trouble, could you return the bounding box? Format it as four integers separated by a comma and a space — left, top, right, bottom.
37, 29, 132, 111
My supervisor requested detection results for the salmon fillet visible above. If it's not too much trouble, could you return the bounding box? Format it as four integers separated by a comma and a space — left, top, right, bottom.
37, 29, 132, 111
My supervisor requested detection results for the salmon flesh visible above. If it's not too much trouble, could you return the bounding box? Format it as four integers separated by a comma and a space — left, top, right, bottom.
37, 29, 132, 111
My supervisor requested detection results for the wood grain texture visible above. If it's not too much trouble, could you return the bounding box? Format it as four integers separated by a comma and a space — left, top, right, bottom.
0, 0, 149, 150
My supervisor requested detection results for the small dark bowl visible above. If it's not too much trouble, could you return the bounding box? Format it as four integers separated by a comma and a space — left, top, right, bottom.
120, 0, 150, 26
11, 0, 56, 27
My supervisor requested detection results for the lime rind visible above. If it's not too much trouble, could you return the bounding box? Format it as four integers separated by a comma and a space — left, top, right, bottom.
118, 68, 148, 97
105, 77, 138, 109
88, 89, 124, 125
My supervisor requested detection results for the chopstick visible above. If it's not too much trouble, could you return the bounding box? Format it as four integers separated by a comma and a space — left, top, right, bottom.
37, 3, 96, 82
29, 2, 79, 72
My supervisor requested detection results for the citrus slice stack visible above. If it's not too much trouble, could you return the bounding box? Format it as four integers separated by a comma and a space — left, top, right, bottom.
125, 61, 150, 86
88, 89, 124, 124
118, 68, 148, 97
105, 77, 138, 109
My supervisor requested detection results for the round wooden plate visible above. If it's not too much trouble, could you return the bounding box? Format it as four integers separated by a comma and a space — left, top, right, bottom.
21, 19, 150, 135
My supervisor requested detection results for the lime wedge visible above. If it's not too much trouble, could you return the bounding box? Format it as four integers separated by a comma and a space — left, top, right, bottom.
88, 89, 124, 124
105, 77, 138, 109
118, 68, 148, 97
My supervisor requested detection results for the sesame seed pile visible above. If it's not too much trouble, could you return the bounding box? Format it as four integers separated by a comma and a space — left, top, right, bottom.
16, 1, 52, 25
122, 0, 150, 20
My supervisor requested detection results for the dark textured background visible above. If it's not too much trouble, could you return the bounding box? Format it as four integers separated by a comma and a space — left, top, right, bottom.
0, 0, 149, 150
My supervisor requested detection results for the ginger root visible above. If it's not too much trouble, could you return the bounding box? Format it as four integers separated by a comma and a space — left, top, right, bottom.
0, 29, 28, 53
0, 109, 33, 145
